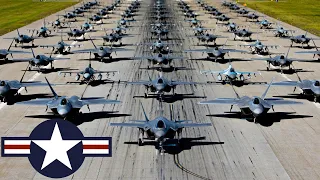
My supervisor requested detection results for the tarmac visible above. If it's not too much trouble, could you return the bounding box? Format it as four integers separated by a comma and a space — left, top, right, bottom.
0, 0, 319, 179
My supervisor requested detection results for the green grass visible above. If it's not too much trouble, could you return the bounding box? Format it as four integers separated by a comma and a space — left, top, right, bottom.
237, 0, 320, 36
0, 0, 79, 35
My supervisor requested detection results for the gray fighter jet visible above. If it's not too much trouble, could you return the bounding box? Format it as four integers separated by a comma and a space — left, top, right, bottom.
17, 77, 121, 120
132, 53, 183, 69
239, 39, 278, 55
251, 48, 306, 73
243, 12, 260, 22
12, 48, 70, 71
214, 14, 231, 24
257, 19, 272, 29
39, 34, 82, 54
28, 19, 52, 37
295, 40, 320, 60
128, 72, 199, 97
58, 63, 118, 84
288, 33, 315, 48
0, 74, 49, 104
4, 29, 36, 47
140, 39, 177, 54
72, 37, 132, 62
184, 42, 247, 62
199, 79, 302, 123
0, 40, 30, 61
200, 63, 260, 82
268, 25, 295, 37
110, 103, 211, 153
191, 26, 214, 36
272, 73, 320, 102
193, 33, 228, 46
233, 28, 254, 41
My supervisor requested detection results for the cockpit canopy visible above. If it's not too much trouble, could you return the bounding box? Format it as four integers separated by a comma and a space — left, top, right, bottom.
158, 54, 163, 57
157, 78, 164, 84
60, 98, 68, 105
280, 55, 285, 59
100, 47, 104, 50
253, 98, 260, 104
314, 81, 320, 86
301, 35, 305, 38
230, 68, 235, 72
36, 55, 41, 59
156, 120, 165, 128
0, 81, 5, 86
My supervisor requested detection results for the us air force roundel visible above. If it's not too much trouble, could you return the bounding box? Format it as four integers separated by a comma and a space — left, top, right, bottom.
1, 119, 112, 178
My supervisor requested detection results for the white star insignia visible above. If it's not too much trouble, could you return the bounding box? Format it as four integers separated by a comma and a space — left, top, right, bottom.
32, 123, 80, 170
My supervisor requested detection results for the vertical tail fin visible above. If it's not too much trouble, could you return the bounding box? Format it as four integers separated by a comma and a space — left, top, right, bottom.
261, 77, 275, 99
30, 48, 36, 58
140, 101, 149, 122
45, 77, 58, 99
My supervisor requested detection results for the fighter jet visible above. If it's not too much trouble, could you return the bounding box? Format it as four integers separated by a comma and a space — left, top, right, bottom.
140, 39, 177, 54
0, 40, 30, 61
185, 18, 203, 27
272, 74, 320, 102
94, 31, 130, 46
233, 28, 254, 41
110, 103, 211, 153
58, 63, 118, 84
184, 42, 247, 62
257, 19, 272, 29
295, 40, 320, 60
229, 4, 240, 11
151, 27, 169, 39
12, 48, 70, 71
236, 8, 250, 15
200, 63, 260, 82
58, 11, 78, 22
28, 19, 52, 37
116, 18, 136, 28
128, 72, 199, 98
39, 32, 82, 54
198, 79, 303, 123
191, 26, 214, 36
89, 14, 108, 24
214, 14, 231, 24
194, 33, 228, 46
206, 10, 222, 17
239, 40, 278, 55
132, 53, 183, 69
289, 33, 314, 48
244, 12, 260, 22
17, 77, 121, 120
72, 37, 132, 62
5, 29, 36, 47
104, 26, 128, 35
251, 48, 305, 73
224, 22, 238, 32
269, 25, 295, 37
0, 73, 49, 104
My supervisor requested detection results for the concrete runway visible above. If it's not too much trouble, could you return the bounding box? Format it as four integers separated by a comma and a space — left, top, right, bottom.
0, 0, 320, 179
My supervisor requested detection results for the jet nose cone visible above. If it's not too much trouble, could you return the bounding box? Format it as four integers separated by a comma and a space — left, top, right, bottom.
155, 131, 166, 139
83, 73, 91, 79
252, 107, 264, 117
58, 108, 70, 117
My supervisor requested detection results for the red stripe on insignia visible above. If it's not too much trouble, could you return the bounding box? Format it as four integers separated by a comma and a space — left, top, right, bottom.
4, 145, 30, 149
83, 145, 109, 149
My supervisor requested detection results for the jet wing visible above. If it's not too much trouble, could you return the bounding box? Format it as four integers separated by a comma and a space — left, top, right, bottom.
184, 49, 212, 53
72, 49, 97, 53
199, 98, 239, 105
94, 70, 119, 74
271, 81, 300, 86
58, 71, 84, 75
110, 122, 146, 129
236, 71, 260, 75
265, 99, 303, 105
10, 58, 34, 62
111, 48, 134, 52
175, 122, 212, 128
80, 98, 121, 106
200, 70, 226, 74
127, 81, 151, 85
16, 98, 54, 105
8, 81, 49, 89
296, 51, 320, 55
7, 50, 30, 54
131, 56, 154, 60
221, 49, 248, 53
170, 81, 198, 86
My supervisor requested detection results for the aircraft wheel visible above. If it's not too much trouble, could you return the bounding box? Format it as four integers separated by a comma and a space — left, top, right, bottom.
120, 42, 122, 46
266, 67, 269, 71
110, 56, 113, 60
144, 93, 148, 98
28, 66, 31, 71
32, 43, 35, 47
4, 58, 8, 61
14, 44, 17, 47
314, 96, 319, 103
138, 138, 143, 146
